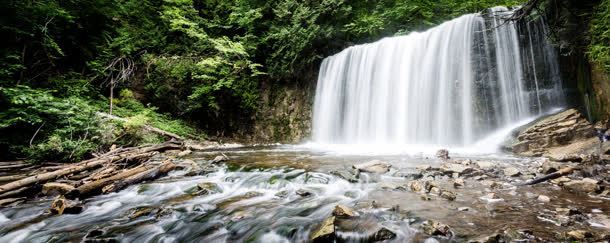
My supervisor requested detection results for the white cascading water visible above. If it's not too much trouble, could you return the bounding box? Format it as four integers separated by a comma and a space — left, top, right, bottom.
312, 7, 564, 146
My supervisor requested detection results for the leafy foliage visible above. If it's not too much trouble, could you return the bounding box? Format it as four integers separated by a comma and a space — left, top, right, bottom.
588, 0, 610, 72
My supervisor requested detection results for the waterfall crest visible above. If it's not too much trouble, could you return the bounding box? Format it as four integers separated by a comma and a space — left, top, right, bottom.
312, 7, 564, 145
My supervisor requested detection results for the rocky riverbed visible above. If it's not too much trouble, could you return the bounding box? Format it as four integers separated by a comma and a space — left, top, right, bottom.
1, 109, 609, 242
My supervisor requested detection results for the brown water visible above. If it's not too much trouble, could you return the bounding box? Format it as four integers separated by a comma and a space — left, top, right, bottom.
0, 145, 608, 242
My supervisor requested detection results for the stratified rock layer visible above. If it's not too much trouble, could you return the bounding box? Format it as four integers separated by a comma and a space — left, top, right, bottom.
511, 109, 595, 156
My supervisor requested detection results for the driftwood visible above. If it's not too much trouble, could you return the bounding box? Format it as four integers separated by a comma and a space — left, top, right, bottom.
102, 160, 176, 194
519, 167, 576, 186
0, 141, 182, 198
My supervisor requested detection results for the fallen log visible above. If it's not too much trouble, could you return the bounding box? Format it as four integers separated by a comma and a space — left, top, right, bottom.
0, 174, 27, 183
67, 164, 150, 199
103, 160, 176, 194
519, 167, 576, 186
0, 151, 155, 195
0, 141, 182, 196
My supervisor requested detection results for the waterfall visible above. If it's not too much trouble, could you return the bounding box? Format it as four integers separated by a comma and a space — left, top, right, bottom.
312, 7, 564, 146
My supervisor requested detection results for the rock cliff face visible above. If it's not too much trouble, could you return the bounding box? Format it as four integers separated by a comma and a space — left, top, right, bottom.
241, 78, 315, 143
511, 109, 596, 156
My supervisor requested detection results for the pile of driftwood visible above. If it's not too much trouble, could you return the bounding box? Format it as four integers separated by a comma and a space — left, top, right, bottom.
0, 140, 187, 211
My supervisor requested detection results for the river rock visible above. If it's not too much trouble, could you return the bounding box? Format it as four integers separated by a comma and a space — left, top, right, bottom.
49, 196, 82, 215
563, 178, 601, 193
541, 160, 562, 174
441, 163, 473, 175
371, 227, 396, 241
565, 230, 593, 241
310, 216, 336, 242
510, 109, 595, 156
421, 220, 452, 237
503, 167, 521, 177
537, 195, 550, 203
333, 204, 355, 218
394, 169, 423, 180
440, 190, 456, 201
436, 149, 450, 160
42, 182, 75, 196
475, 161, 494, 170
353, 160, 391, 173
330, 170, 359, 183
409, 181, 424, 192
453, 178, 465, 188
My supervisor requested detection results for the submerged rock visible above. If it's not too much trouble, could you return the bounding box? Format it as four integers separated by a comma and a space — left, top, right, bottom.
310, 216, 336, 242
353, 160, 391, 173
296, 189, 313, 197
330, 170, 359, 182
196, 182, 222, 195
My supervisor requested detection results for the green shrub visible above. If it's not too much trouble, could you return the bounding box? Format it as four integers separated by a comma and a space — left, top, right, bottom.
588, 0, 610, 72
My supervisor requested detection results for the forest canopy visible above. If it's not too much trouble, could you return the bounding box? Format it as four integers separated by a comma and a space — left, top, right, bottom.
3, 0, 608, 162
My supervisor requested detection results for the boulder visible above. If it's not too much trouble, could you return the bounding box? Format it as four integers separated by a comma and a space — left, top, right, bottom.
509, 109, 595, 156
353, 160, 391, 174
310, 216, 336, 242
